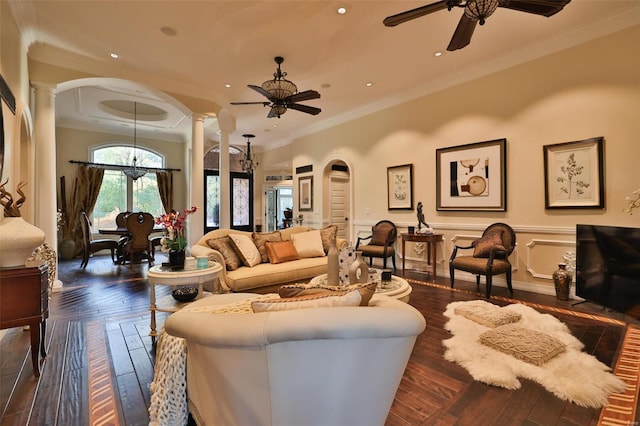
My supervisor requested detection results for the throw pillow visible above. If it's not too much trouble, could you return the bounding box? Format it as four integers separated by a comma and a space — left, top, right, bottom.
206, 237, 242, 271
473, 230, 507, 258
453, 300, 521, 328
251, 289, 362, 312
370, 225, 389, 246
479, 324, 566, 366
252, 231, 283, 263
228, 234, 262, 267
319, 225, 338, 254
278, 281, 378, 306
291, 230, 325, 258
265, 240, 300, 264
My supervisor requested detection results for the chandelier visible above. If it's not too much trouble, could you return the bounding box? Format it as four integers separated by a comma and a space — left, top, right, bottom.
240, 134, 259, 175
464, 0, 499, 25
123, 102, 147, 180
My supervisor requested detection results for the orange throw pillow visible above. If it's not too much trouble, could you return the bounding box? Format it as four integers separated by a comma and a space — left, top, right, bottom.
265, 240, 300, 264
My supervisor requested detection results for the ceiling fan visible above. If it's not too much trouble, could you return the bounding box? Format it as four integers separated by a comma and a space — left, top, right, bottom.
231, 56, 321, 118
383, 0, 572, 51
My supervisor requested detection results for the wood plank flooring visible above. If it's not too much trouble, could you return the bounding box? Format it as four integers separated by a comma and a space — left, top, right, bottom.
0, 253, 637, 425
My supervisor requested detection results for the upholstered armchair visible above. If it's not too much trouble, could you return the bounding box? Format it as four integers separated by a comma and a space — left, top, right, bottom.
449, 222, 516, 298
164, 293, 426, 426
80, 211, 119, 268
356, 220, 397, 270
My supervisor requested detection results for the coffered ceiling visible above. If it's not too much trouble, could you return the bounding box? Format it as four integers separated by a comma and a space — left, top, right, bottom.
8, 1, 640, 149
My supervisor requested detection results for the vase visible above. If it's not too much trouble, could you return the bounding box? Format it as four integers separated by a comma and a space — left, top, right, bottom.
553, 263, 572, 301
59, 238, 76, 260
169, 249, 186, 270
349, 251, 369, 284
326, 236, 340, 286
0, 217, 47, 268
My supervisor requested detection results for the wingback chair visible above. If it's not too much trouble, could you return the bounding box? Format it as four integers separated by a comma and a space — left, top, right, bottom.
356, 220, 397, 270
164, 293, 426, 426
80, 211, 119, 268
121, 212, 155, 266
449, 222, 516, 298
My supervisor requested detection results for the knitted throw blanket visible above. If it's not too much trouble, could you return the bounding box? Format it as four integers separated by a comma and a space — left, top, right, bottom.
148, 294, 276, 426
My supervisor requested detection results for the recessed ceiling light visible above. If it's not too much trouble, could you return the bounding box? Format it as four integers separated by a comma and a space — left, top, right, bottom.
337, 6, 347, 14
434, 51, 443, 57
109, 52, 119, 59
272, 124, 278, 128
365, 82, 374, 87
225, 83, 231, 88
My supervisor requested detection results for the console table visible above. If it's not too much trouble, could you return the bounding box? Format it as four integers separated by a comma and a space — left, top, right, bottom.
0, 265, 49, 377
401, 232, 443, 282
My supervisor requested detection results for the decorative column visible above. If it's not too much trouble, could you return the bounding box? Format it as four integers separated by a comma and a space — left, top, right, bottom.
218, 129, 231, 229
32, 82, 61, 289
188, 114, 206, 246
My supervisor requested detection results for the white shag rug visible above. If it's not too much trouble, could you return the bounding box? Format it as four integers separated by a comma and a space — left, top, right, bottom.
443, 301, 626, 408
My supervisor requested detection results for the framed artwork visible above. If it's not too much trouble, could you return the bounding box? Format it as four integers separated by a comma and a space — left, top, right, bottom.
387, 164, 413, 210
436, 138, 507, 211
299, 176, 313, 211
543, 137, 604, 209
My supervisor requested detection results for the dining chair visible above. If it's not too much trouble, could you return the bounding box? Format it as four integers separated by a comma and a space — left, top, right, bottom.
121, 212, 155, 266
449, 222, 516, 298
355, 220, 397, 270
80, 211, 120, 268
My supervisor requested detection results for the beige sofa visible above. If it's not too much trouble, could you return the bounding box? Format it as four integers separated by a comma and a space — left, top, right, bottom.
191, 226, 346, 293
165, 292, 426, 426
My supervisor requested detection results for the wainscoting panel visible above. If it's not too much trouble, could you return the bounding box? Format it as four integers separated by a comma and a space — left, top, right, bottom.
526, 239, 575, 280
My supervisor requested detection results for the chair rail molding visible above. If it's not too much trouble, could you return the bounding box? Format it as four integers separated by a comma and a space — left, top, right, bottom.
526, 239, 575, 279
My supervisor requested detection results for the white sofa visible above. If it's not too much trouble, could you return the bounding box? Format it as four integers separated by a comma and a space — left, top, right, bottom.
164, 293, 426, 426
191, 226, 346, 293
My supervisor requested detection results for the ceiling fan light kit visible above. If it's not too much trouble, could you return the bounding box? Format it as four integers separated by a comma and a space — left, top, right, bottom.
231, 56, 321, 119
384, 0, 572, 51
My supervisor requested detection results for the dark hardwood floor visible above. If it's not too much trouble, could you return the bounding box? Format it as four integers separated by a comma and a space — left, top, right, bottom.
1, 253, 637, 425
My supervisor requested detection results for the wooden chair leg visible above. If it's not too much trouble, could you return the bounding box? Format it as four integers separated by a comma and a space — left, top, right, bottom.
486, 275, 493, 298
506, 269, 513, 294
449, 267, 455, 288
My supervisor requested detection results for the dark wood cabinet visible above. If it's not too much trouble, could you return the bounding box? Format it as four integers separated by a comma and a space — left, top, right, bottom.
0, 265, 49, 377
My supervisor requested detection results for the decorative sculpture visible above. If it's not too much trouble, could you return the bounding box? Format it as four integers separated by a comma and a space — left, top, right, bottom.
416, 201, 434, 234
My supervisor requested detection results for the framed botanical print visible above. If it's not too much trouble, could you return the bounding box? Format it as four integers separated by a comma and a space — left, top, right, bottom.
543, 137, 604, 209
299, 176, 313, 211
387, 164, 413, 210
436, 138, 507, 211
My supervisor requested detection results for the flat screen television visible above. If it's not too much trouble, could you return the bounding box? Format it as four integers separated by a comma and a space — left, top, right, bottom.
576, 224, 640, 319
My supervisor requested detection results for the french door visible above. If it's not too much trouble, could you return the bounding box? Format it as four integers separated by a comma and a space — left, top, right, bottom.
204, 170, 253, 233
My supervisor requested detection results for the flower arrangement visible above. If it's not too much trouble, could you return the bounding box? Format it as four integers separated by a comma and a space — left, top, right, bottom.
155, 207, 197, 251
624, 189, 640, 215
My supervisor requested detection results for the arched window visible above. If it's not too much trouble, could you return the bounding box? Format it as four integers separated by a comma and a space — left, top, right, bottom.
91, 145, 165, 228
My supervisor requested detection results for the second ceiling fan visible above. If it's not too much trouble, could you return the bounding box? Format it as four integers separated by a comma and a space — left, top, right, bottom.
231, 56, 321, 119
383, 0, 572, 51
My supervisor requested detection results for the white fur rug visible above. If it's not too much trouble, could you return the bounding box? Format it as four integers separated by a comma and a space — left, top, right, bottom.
443, 301, 626, 408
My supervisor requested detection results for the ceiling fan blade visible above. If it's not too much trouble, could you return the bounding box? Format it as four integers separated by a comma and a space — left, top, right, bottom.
267, 106, 281, 118
499, 0, 571, 17
447, 14, 477, 51
248, 84, 274, 100
230, 101, 270, 106
383, 1, 453, 27
288, 103, 321, 116
286, 90, 320, 103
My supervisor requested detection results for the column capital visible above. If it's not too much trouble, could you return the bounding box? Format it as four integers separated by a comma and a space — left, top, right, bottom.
30, 81, 57, 95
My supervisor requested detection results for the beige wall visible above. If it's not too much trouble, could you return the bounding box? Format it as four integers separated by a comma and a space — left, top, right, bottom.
55, 127, 187, 211
280, 25, 640, 295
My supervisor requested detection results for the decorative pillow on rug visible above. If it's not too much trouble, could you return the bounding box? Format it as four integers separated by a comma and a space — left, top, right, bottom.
479, 324, 566, 366
251, 289, 362, 312
319, 225, 338, 254
473, 230, 507, 258
228, 234, 262, 267
278, 281, 378, 306
252, 231, 282, 263
453, 300, 521, 327
206, 237, 242, 271
291, 230, 325, 258
265, 240, 300, 264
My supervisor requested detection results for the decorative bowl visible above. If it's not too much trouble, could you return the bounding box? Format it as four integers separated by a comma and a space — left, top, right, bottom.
172, 286, 198, 302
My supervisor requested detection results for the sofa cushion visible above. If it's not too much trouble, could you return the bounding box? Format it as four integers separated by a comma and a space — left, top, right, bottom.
265, 240, 300, 264
252, 231, 283, 263
291, 230, 325, 258
278, 281, 378, 306
225, 257, 328, 292
229, 234, 262, 267
251, 289, 362, 312
473, 230, 506, 258
207, 237, 242, 271
319, 225, 338, 254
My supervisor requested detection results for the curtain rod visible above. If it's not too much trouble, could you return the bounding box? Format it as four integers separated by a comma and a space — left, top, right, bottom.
69, 160, 181, 172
